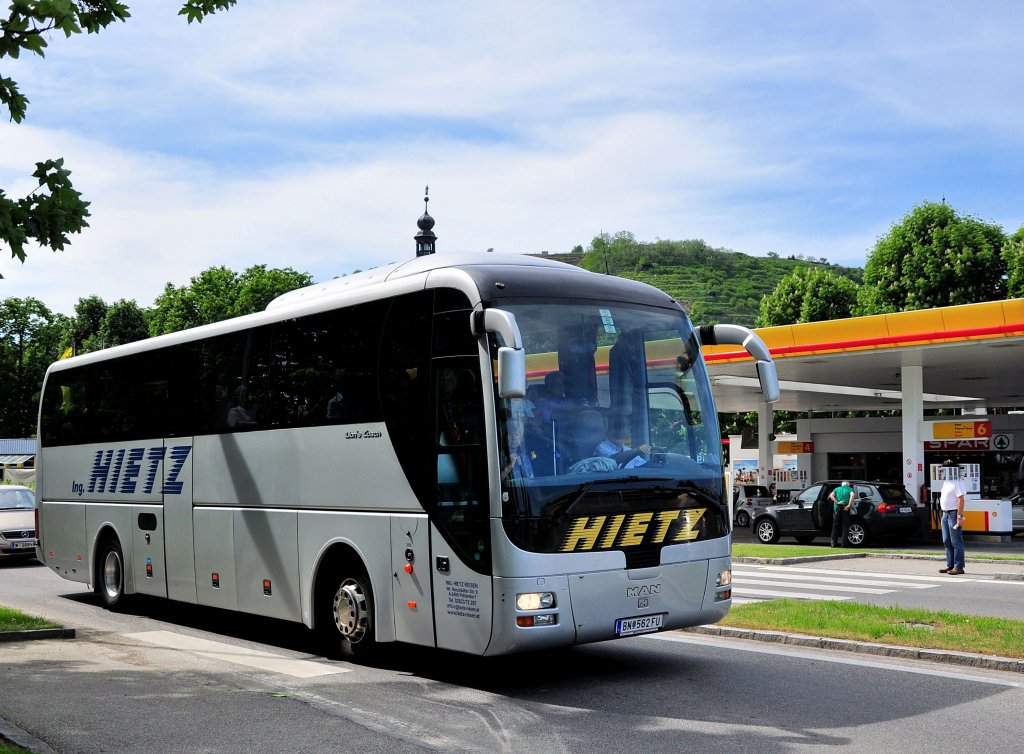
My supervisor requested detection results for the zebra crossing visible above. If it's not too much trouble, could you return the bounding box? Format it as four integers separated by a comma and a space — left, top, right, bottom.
730, 563, 983, 604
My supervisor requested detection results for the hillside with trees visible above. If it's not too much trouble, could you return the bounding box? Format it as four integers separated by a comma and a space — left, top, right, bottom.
550, 232, 863, 327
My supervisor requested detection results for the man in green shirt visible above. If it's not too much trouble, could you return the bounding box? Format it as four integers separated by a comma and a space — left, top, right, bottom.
828, 481, 855, 547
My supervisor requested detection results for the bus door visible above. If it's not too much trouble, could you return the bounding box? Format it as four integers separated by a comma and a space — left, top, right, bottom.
429, 357, 493, 654
122, 443, 175, 600
160, 441, 197, 603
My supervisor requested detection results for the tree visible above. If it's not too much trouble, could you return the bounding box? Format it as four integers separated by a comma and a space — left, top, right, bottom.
0, 296, 65, 435
756, 267, 859, 327
1004, 225, 1024, 300
1, 1, 237, 276
102, 298, 148, 346
149, 264, 312, 335
71, 295, 108, 353
234, 264, 314, 316
860, 202, 1007, 313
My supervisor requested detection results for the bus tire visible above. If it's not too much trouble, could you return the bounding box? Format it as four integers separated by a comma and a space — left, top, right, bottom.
96, 537, 128, 611
322, 567, 377, 660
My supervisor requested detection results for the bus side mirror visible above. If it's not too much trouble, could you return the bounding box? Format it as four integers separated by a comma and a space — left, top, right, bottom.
755, 360, 781, 403
497, 347, 526, 398
472, 308, 526, 399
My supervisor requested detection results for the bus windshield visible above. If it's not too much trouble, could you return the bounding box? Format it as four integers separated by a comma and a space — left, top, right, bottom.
492, 299, 725, 555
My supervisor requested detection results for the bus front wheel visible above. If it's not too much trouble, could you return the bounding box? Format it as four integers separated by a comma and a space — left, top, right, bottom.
96, 538, 127, 611
324, 570, 377, 660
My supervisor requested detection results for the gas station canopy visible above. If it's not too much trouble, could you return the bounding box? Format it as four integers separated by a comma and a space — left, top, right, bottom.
700, 299, 1024, 414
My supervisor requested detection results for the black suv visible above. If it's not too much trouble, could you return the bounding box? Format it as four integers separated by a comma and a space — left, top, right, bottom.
752, 480, 925, 546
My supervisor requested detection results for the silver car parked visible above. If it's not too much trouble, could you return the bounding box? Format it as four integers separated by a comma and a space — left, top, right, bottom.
0, 485, 37, 561
732, 483, 773, 527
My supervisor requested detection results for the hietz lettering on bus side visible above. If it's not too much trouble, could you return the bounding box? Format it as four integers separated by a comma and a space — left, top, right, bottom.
72, 445, 193, 497
558, 508, 706, 552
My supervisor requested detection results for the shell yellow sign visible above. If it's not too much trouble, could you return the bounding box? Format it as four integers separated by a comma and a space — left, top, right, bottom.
777, 441, 814, 454
931, 421, 992, 440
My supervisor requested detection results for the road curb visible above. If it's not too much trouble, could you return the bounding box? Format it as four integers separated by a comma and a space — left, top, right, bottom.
0, 627, 75, 643
734, 553, 866, 565
0, 718, 58, 754
685, 624, 1024, 674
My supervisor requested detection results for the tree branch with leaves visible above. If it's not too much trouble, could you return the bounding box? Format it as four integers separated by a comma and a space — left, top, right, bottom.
1, 1, 236, 277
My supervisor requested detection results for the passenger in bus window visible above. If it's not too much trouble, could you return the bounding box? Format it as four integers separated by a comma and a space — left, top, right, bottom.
227, 397, 258, 429
575, 409, 651, 469
438, 367, 481, 444
533, 370, 574, 422
502, 420, 534, 480
326, 390, 350, 420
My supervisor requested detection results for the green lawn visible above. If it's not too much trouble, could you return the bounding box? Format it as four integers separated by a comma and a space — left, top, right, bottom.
0, 606, 58, 632
732, 543, 1024, 561
722, 599, 1024, 658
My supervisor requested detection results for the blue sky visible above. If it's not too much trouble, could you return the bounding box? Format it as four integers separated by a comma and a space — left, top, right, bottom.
2, 1, 1023, 314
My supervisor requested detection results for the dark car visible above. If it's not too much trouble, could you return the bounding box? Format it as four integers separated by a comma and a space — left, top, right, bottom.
752, 480, 924, 547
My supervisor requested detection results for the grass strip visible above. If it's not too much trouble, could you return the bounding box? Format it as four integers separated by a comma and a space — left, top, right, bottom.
722, 599, 1024, 658
0, 606, 58, 632
732, 543, 1024, 561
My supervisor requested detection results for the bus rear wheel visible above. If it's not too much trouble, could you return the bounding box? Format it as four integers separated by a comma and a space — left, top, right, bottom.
323, 570, 377, 660
96, 538, 128, 611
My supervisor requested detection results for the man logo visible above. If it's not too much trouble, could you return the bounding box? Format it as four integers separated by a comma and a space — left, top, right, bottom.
626, 584, 661, 597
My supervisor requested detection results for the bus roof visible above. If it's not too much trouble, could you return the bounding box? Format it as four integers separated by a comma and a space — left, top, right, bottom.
266, 251, 582, 311
46, 252, 679, 373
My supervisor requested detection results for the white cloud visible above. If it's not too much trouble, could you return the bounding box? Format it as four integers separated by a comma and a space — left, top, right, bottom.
3, 1, 1024, 315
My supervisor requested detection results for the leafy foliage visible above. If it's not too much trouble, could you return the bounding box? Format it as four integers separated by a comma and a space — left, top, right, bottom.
577, 231, 862, 327
757, 267, 859, 327
102, 298, 148, 346
1004, 225, 1024, 300
1, 1, 234, 272
149, 264, 313, 335
0, 296, 67, 435
861, 202, 1007, 313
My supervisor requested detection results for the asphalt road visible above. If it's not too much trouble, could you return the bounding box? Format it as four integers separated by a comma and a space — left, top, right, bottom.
1, 560, 1022, 753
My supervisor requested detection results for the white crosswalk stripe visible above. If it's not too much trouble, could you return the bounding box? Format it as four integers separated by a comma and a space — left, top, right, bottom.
738, 563, 986, 583
730, 563, 963, 604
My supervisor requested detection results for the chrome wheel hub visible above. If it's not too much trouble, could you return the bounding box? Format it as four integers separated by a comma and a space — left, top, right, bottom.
102, 549, 122, 600
333, 578, 370, 643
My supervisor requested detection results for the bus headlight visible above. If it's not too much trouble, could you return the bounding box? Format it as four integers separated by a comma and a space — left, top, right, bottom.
716, 569, 732, 587
516, 592, 555, 611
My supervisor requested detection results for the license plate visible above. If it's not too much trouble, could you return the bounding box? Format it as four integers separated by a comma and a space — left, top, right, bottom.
615, 613, 665, 637
10, 541, 34, 550
899, 507, 913, 514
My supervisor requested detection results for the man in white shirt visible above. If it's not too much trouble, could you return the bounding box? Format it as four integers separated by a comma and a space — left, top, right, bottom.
938, 460, 967, 575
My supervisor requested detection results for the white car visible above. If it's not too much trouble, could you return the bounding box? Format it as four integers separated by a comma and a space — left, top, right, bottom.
1011, 493, 1023, 535
0, 485, 37, 561
732, 484, 773, 527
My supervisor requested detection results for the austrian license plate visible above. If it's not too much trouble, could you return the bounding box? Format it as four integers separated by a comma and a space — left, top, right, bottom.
10, 541, 34, 550
615, 613, 665, 637
899, 507, 913, 514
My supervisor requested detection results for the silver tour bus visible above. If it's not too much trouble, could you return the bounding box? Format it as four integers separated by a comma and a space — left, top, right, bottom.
36, 250, 777, 658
